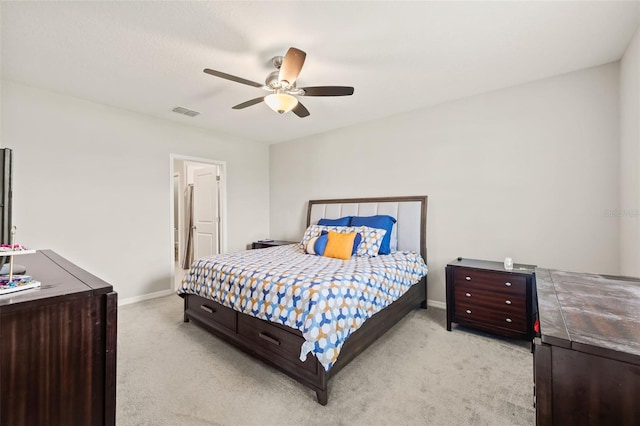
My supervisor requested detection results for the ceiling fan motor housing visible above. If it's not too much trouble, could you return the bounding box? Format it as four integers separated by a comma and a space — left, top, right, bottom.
265, 70, 281, 88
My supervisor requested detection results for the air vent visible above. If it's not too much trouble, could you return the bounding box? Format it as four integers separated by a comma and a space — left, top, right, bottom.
172, 107, 200, 117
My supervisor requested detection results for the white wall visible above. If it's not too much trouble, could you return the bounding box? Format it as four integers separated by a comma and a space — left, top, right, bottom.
270, 63, 620, 305
620, 26, 640, 278
1, 81, 270, 302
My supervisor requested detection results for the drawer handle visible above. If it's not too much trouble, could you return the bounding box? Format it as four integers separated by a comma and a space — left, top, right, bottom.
465, 276, 471, 281
505, 300, 512, 305
466, 309, 472, 314
200, 305, 216, 314
258, 332, 281, 346
505, 282, 512, 287
465, 293, 471, 297
506, 318, 512, 323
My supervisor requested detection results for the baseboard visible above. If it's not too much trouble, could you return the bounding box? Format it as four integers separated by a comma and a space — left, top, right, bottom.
427, 299, 446, 310
119, 289, 174, 306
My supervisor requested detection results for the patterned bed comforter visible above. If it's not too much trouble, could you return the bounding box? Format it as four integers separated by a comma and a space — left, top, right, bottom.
178, 244, 428, 371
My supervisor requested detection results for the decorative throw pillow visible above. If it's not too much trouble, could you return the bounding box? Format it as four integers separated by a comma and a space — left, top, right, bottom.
318, 216, 351, 226
354, 226, 387, 257
300, 224, 325, 250
323, 231, 357, 260
305, 236, 319, 255
306, 230, 360, 257
350, 215, 397, 255
314, 232, 329, 255
300, 224, 355, 250
301, 225, 377, 256
351, 232, 362, 255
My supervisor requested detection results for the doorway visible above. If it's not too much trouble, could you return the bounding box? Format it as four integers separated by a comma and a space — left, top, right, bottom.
170, 155, 226, 291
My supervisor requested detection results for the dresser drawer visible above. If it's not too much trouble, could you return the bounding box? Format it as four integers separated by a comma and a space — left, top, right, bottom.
454, 285, 526, 311
454, 301, 527, 332
237, 314, 317, 374
186, 296, 236, 334
452, 267, 526, 296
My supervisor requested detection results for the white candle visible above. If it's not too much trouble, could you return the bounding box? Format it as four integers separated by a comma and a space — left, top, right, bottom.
504, 257, 513, 271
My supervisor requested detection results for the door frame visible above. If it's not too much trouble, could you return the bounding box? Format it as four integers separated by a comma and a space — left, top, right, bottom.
169, 154, 227, 290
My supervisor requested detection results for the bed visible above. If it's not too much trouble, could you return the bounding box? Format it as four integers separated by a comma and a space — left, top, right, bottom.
178, 195, 428, 405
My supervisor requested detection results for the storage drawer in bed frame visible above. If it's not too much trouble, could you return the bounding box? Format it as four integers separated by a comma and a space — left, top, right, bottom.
183, 294, 327, 401
185, 296, 236, 334
182, 276, 426, 405
237, 313, 318, 374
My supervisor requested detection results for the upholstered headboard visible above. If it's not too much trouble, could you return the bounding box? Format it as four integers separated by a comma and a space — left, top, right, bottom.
307, 196, 428, 261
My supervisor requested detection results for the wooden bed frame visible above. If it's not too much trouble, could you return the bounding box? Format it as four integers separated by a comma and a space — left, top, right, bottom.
181, 195, 428, 405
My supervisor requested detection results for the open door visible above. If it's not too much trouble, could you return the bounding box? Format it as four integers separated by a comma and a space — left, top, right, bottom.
193, 166, 219, 259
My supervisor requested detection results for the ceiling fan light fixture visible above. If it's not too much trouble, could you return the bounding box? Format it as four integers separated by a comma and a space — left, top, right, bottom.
265, 93, 298, 114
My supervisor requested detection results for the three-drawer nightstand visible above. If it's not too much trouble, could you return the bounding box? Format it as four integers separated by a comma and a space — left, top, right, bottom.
446, 257, 536, 341
251, 240, 297, 249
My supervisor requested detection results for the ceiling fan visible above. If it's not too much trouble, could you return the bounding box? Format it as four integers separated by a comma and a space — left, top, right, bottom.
203, 47, 354, 118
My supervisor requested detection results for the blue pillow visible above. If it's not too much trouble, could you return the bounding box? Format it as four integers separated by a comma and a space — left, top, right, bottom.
314, 232, 329, 254
350, 215, 396, 255
351, 232, 362, 255
318, 216, 351, 226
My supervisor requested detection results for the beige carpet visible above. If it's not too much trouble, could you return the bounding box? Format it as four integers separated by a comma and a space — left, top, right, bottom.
117, 295, 535, 426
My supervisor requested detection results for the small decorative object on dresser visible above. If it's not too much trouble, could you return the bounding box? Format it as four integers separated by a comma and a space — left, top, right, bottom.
251, 239, 297, 249
446, 257, 537, 341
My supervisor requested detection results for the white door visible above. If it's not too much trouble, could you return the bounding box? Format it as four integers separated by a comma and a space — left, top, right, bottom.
193, 166, 219, 259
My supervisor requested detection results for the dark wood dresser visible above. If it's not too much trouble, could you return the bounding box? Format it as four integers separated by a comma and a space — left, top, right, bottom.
446, 258, 536, 340
251, 240, 297, 249
534, 268, 640, 425
0, 250, 117, 426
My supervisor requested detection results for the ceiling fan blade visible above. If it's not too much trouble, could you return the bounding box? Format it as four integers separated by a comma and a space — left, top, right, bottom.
292, 101, 310, 118
278, 47, 306, 85
300, 86, 354, 96
204, 68, 263, 88
232, 97, 265, 109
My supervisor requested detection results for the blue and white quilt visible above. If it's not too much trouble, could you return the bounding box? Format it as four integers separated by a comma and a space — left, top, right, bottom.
178, 244, 428, 371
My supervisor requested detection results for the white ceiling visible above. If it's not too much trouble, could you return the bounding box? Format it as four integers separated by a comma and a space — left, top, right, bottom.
2, 1, 638, 144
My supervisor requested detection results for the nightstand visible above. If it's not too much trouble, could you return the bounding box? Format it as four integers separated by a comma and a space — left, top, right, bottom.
446, 257, 536, 341
251, 240, 297, 249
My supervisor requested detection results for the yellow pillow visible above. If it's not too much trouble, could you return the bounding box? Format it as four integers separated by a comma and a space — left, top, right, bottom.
323, 231, 356, 260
